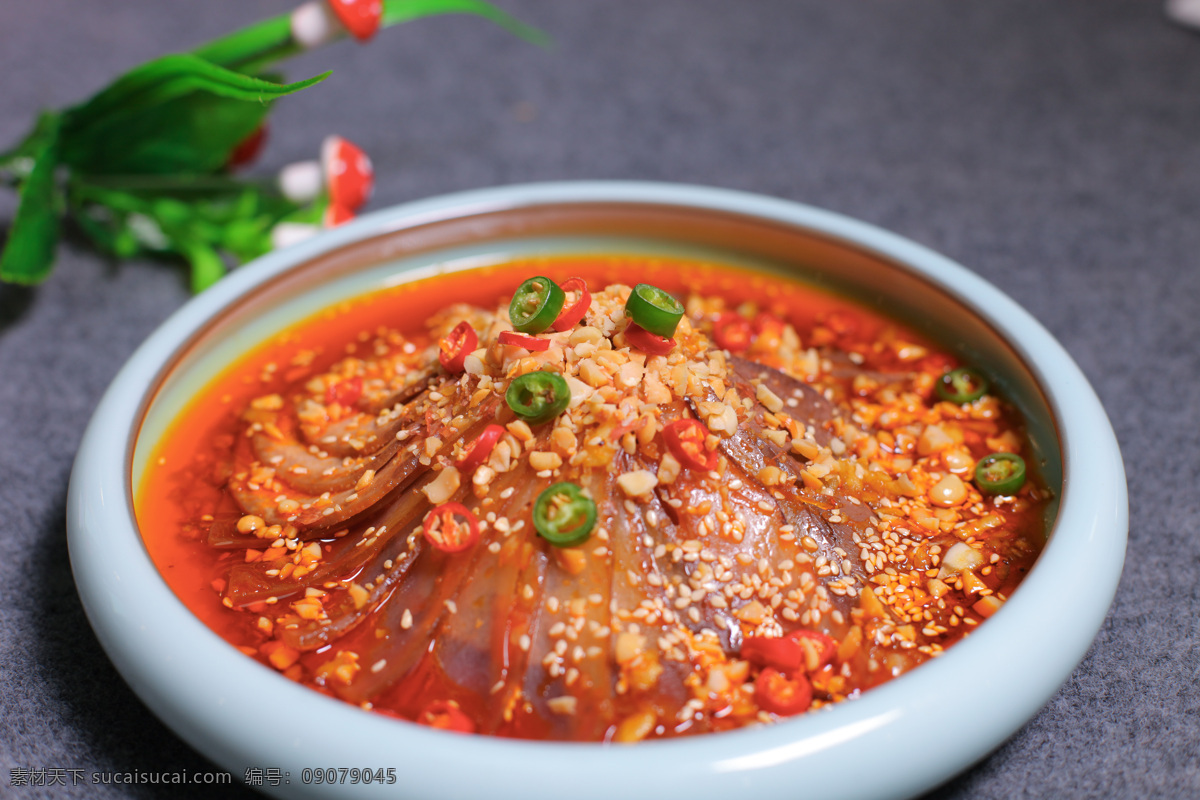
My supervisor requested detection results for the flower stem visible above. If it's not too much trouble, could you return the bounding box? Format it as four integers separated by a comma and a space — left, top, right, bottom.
191, 14, 299, 73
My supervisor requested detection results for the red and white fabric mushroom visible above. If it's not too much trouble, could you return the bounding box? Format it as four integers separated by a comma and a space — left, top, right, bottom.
272, 134, 370, 250
323, 202, 355, 228
277, 134, 373, 212
290, 0, 383, 48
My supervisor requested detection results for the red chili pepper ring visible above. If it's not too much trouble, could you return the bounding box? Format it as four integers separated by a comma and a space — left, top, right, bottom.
624, 322, 675, 356
662, 418, 718, 471
456, 424, 505, 472
713, 312, 752, 353
754, 667, 813, 716
552, 277, 591, 331
438, 321, 477, 373
422, 502, 480, 553
498, 330, 551, 351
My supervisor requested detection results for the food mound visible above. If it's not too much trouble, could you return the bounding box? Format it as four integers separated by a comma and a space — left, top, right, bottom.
150, 268, 1047, 741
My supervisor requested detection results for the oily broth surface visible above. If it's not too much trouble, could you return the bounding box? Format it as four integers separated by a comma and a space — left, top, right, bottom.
135, 254, 1045, 738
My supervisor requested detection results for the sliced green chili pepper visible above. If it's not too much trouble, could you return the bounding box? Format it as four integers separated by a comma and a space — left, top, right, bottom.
625, 283, 685, 338
505, 371, 571, 424
975, 452, 1026, 494
533, 482, 597, 547
509, 276, 566, 334
935, 367, 989, 404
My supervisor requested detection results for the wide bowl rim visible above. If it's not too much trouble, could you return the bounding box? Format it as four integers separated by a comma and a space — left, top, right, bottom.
67, 180, 1127, 800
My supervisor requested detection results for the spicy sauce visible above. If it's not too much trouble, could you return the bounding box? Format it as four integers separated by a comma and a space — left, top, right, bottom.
136, 255, 1047, 740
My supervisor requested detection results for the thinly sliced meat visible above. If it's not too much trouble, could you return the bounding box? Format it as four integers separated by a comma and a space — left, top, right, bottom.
535, 469, 616, 740
287, 447, 427, 531
207, 517, 260, 549
301, 368, 437, 457
430, 538, 526, 698
475, 536, 550, 736
275, 535, 424, 651
675, 355, 879, 634
518, 537, 596, 739
729, 354, 837, 444
642, 451, 789, 641
600, 467, 694, 722
424, 466, 548, 699
324, 443, 549, 707
331, 531, 494, 707
224, 468, 444, 608
205, 495, 260, 549
368, 364, 438, 412
715, 406, 867, 622
251, 410, 412, 496
226, 436, 425, 534
289, 396, 505, 533
228, 386, 502, 534
224, 523, 393, 607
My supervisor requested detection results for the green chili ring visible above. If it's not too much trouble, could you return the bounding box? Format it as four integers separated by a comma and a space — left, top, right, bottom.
533, 482, 597, 547
505, 371, 571, 424
509, 276, 566, 334
975, 452, 1027, 494
935, 367, 989, 404
626, 283, 685, 338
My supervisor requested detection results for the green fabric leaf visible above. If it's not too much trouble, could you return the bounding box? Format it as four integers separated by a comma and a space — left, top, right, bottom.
68, 174, 305, 274
62, 91, 273, 175
220, 217, 273, 262
181, 239, 228, 293
0, 113, 63, 285
58, 54, 327, 174
63, 54, 328, 132
0, 119, 54, 179
383, 0, 549, 46
73, 206, 139, 259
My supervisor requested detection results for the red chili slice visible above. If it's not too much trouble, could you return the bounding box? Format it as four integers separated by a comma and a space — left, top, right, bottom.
751, 311, 786, 339
551, 277, 591, 331
741, 634, 805, 672
754, 667, 813, 716
498, 330, 551, 351
742, 629, 838, 673
792, 629, 837, 672
438, 321, 477, 373
456, 424, 505, 471
422, 503, 480, 553
662, 419, 718, 471
713, 312, 752, 353
417, 700, 476, 733
624, 322, 675, 356
324, 375, 363, 408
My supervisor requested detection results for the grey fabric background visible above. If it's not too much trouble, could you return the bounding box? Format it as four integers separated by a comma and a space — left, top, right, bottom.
1, 0, 1197, 797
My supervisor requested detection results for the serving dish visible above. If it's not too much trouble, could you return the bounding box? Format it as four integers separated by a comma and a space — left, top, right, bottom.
67, 181, 1127, 799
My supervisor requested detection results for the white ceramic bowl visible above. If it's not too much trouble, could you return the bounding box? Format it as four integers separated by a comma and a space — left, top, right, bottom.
68, 181, 1127, 800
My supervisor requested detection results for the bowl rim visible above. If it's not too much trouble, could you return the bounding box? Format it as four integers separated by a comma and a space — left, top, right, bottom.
67, 180, 1127, 800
